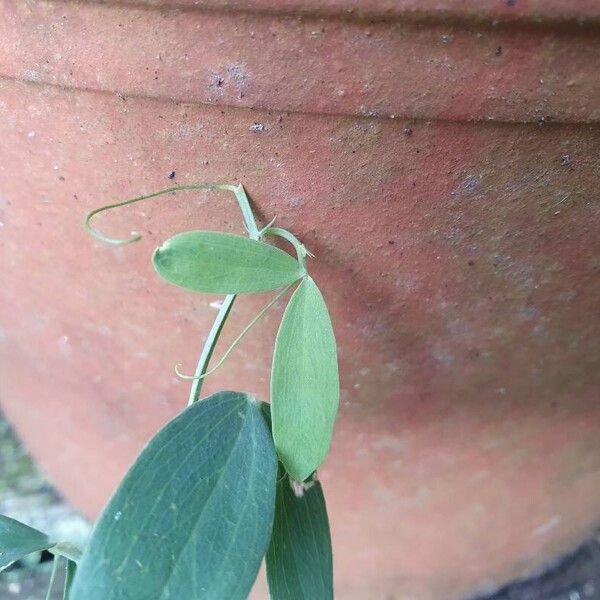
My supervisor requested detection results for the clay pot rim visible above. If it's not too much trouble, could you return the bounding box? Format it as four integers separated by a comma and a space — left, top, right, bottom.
81, 0, 600, 27
3, 2, 600, 125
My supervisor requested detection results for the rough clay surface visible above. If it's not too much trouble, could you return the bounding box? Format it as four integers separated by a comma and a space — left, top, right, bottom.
0, 2, 599, 599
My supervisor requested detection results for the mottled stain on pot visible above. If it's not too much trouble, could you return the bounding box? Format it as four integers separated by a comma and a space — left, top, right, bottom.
0, 1, 599, 599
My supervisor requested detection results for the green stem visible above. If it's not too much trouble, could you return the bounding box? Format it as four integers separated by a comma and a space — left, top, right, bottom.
187, 294, 236, 405
46, 555, 61, 600
260, 226, 311, 270
63, 560, 77, 600
186, 184, 260, 404
49, 542, 83, 563
231, 183, 260, 240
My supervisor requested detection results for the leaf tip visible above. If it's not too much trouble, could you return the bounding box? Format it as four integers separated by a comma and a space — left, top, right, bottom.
154, 239, 171, 255
245, 394, 259, 406
289, 477, 316, 498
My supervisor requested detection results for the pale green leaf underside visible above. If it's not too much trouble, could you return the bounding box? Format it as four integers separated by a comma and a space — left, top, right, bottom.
271, 276, 339, 482
266, 473, 333, 600
153, 231, 304, 294
0, 514, 53, 570
70, 391, 277, 600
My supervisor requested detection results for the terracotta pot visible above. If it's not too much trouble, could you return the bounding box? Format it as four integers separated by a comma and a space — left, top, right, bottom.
1, 1, 599, 598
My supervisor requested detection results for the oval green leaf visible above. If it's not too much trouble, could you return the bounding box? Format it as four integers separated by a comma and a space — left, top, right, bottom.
271, 276, 339, 482
153, 231, 304, 294
70, 391, 277, 600
0, 514, 53, 570
266, 472, 333, 600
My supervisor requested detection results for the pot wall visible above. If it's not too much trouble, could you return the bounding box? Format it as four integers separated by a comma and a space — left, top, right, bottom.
0, 2, 599, 599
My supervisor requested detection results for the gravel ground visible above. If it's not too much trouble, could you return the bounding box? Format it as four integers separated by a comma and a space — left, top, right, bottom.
0, 415, 89, 599
477, 536, 600, 600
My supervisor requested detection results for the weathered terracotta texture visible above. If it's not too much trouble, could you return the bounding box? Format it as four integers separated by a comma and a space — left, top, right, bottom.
2, 2, 600, 123
0, 1, 599, 599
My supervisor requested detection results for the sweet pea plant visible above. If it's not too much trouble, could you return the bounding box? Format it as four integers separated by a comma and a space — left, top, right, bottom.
0, 184, 338, 599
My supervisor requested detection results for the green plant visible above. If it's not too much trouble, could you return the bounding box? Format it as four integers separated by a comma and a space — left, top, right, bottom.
0, 184, 339, 599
